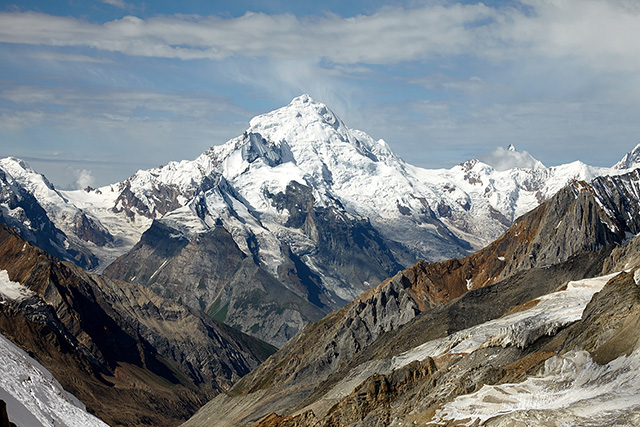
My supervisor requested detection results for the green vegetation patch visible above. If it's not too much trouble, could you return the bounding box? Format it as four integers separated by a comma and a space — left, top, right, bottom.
207, 297, 229, 322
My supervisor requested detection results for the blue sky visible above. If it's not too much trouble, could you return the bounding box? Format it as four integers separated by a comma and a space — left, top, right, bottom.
1, 0, 640, 188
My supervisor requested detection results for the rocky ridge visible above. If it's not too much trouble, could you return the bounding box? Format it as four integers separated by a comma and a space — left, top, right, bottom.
0, 224, 275, 427
181, 167, 640, 426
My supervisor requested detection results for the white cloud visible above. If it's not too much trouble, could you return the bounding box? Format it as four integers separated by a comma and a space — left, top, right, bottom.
74, 169, 95, 189
0, 1, 638, 73
479, 146, 544, 171
100, 0, 132, 9
25, 52, 112, 63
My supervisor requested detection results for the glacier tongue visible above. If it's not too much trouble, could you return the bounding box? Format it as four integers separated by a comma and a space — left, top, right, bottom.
434, 348, 640, 427
319, 272, 621, 405
392, 272, 620, 369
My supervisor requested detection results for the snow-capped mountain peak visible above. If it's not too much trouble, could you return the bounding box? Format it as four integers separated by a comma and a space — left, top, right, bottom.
0, 157, 61, 200
246, 94, 401, 168
613, 143, 640, 170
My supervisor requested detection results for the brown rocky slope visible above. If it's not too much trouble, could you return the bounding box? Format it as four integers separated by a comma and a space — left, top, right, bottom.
0, 224, 276, 427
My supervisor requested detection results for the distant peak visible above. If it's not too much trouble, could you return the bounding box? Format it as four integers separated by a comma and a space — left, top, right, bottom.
507, 144, 516, 152
290, 94, 314, 105
613, 143, 640, 170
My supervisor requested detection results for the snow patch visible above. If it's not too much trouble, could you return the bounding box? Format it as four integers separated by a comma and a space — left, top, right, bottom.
0, 270, 33, 302
634, 269, 640, 286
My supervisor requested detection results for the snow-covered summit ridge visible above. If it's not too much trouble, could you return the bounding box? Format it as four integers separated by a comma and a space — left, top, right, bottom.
0, 157, 64, 204
246, 94, 399, 165
4, 95, 640, 272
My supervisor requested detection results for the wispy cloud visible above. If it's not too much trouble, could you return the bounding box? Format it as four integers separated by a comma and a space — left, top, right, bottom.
0, 1, 637, 72
74, 168, 95, 189
479, 146, 543, 171
0, 84, 252, 184
100, 0, 134, 11
24, 52, 113, 63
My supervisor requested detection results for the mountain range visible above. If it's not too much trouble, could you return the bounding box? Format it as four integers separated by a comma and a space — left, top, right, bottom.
2, 95, 640, 347
1, 95, 640, 426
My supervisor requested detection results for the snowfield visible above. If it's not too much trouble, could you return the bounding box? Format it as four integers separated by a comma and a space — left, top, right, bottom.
0, 270, 34, 302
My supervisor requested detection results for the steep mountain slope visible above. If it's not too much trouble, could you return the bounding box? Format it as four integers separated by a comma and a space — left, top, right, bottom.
181, 167, 640, 426
0, 224, 275, 427
250, 266, 640, 427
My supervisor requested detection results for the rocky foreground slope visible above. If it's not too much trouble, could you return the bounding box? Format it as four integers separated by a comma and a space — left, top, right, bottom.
181, 168, 640, 426
0, 224, 275, 427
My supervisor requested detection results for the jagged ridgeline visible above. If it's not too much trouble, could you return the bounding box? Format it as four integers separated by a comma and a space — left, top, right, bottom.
181, 168, 640, 426
2, 96, 640, 348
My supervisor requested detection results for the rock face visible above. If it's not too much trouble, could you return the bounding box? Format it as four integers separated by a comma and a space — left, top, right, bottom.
181, 169, 640, 427
0, 224, 275, 427
103, 220, 328, 347
0, 400, 16, 427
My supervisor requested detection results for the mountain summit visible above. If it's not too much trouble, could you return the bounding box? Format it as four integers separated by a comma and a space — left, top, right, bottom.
614, 143, 640, 170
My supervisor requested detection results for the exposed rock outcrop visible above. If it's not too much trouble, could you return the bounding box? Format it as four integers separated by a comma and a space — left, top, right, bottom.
0, 400, 16, 427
